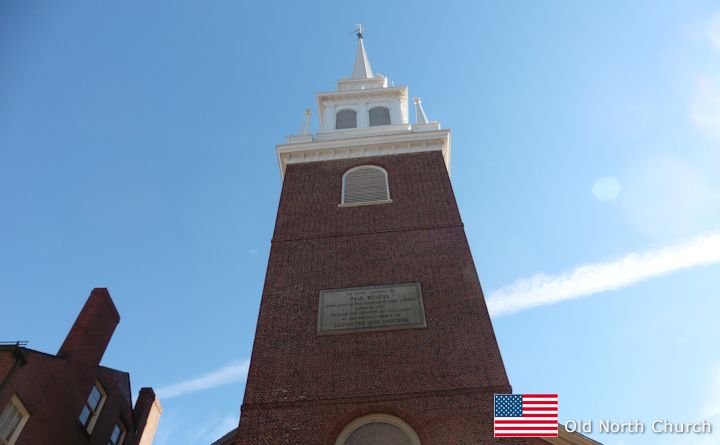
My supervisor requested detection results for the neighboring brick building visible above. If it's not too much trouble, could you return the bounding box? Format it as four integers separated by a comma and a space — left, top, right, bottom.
0, 288, 162, 445
216, 30, 600, 445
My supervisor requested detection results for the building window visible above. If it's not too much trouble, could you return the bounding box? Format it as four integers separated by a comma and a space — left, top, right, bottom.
108, 421, 126, 445
341, 166, 391, 206
335, 109, 357, 129
0, 395, 30, 445
335, 414, 420, 445
369, 106, 391, 126
78, 381, 107, 434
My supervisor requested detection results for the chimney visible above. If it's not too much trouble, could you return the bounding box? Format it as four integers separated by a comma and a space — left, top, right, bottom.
58, 288, 120, 366
134, 387, 162, 445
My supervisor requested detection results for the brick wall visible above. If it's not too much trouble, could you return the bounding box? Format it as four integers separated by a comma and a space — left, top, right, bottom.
0, 289, 160, 445
58, 288, 120, 366
236, 152, 518, 444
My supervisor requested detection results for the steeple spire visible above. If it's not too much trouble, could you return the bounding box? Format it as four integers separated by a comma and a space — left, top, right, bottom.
414, 97, 429, 124
351, 24, 373, 80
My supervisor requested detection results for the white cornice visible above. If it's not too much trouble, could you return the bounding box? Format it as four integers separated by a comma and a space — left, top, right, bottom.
315, 123, 412, 141
276, 128, 451, 180
338, 77, 387, 91
316, 86, 408, 129
317, 86, 407, 101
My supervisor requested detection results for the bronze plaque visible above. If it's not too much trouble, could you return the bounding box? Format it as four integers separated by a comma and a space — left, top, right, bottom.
318, 283, 426, 335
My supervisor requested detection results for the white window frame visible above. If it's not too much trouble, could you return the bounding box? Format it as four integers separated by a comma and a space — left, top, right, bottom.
0, 395, 30, 445
107, 420, 126, 445
368, 106, 391, 126
339, 165, 392, 207
335, 413, 421, 445
335, 108, 358, 129
79, 380, 107, 434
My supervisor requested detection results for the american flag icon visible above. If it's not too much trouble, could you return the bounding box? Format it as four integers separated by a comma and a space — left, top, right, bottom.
494, 394, 558, 437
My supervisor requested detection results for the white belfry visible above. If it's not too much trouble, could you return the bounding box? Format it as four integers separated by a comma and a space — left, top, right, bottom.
278, 27, 449, 179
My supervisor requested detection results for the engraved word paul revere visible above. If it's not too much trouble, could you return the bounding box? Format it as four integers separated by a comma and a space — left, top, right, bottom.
318, 283, 427, 335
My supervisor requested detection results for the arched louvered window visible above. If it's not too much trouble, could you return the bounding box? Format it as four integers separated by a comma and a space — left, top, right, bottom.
369, 106, 391, 126
336, 109, 357, 129
344, 423, 413, 445
335, 414, 421, 445
341, 166, 391, 206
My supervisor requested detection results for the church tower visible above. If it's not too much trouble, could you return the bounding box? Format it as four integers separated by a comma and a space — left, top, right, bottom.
233, 29, 516, 444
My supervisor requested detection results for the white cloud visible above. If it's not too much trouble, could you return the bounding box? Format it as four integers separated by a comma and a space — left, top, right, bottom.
156, 360, 250, 399
677, 364, 720, 445
154, 411, 239, 445
487, 232, 720, 317
621, 156, 719, 239
691, 12, 720, 137
708, 12, 720, 51
591, 177, 621, 201
206, 414, 239, 444
691, 76, 720, 137
701, 364, 720, 421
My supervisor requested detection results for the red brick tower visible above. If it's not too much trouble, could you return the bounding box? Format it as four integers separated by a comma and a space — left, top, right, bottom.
233, 30, 515, 445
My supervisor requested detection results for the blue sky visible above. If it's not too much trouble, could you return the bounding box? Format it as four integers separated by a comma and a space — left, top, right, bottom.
2, 1, 719, 444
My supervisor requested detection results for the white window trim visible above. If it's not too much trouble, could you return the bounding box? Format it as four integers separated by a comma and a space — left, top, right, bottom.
334, 413, 421, 445
80, 381, 107, 434
0, 395, 30, 445
338, 199, 393, 208
339, 165, 392, 207
368, 105, 391, 126
335, 108, 358, 130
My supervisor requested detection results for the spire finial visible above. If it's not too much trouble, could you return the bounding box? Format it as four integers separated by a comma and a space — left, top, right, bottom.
351, 24, 373, 79
300, 108, 312, 135
414, 97, 430, 125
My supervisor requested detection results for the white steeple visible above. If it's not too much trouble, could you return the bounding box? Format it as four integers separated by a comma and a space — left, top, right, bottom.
276, 27, 450, 180
351, 25, 373, 80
